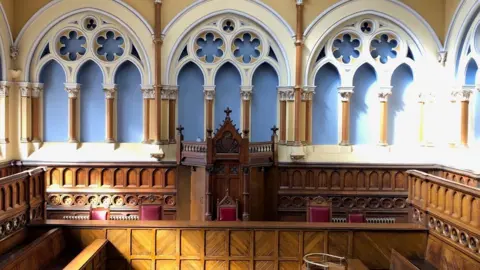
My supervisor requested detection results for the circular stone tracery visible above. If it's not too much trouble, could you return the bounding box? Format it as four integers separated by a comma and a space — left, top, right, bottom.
370, 33, 399, 64
94, 30, 125, 62
194, 32, 225, 64
56, 29, 87, 61
232, 32, 262, 64
332, 33, 361, 64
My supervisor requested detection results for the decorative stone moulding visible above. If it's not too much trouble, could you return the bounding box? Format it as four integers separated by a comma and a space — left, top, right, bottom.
332, 32, 361, 64
94, 29, 125, 62
56, 29, 87, 61
194, 31, 225, 64
232, 32, 262, 64
370, 33, 400, 64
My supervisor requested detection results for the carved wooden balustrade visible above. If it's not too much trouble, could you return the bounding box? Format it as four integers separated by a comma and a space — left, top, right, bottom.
429, 165, 479, 187
0, 166, 46, 242
407, 170, 480, 265
0, 160, 22, 178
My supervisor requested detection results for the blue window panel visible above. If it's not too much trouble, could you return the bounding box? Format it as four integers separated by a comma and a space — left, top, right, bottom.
78, 61, 105, 142
351, 63, 378, 144
312, 63, 340, 144
196, 33, 223, 63
251, 63, 278, 142
115, 61, 142, 142
389, 64, 415, 145
465, 59, 478, 85
332, 34, 360, 64
371, 34, 398, 64
214, 63, 241, 129
40, 60, 68, 142
178, 62, 204, 141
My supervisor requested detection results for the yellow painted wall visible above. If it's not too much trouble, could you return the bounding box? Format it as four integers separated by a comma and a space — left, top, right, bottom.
1, 0, 14, 36
445, 0, 461, 37
12, 0, 49, 40
402, 0, 446, 43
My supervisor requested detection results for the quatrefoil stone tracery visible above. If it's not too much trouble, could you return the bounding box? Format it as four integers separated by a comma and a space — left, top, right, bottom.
233, 32, 262, 64
332, 33, 360, 64
370, 33, 399, 64
94, 30, 125, 62
57, 30, 87, 61
195, 32, 224, 63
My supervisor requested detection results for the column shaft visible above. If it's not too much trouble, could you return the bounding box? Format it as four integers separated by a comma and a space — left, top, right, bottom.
379, 100, 388, 145
65, 84, 80, 143
0, 82, 10, 143
280, 101, 286, 142
169, 99, 176, 143
460, 100, 469, 146
153, 0, 163, 144
293, 1, 304, 145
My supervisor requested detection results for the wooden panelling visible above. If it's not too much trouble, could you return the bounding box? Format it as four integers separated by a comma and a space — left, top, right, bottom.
64, 239, 108, 270
426, 234, 480, 269
0, 161, 21, 178
31, 220, 428, 269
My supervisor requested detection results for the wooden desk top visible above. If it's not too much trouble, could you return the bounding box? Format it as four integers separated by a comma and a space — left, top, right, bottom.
29, 220, 427, 231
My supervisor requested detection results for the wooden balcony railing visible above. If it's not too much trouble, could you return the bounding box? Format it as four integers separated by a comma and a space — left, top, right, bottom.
248, 142, 273, 153
182, 142, 208, 153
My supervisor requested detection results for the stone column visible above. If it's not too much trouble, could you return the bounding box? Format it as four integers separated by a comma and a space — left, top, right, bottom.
338, 86, 354, 145
241, 86, 252, 137
65, 83, 80, 143
204, 86, 215, 136
302, 86, 315, 144
162, 85, 178, 143
18, 82, 32, 142
141, 85, 154, 143
460, 86, 474, 146
0, 82, 11, 143
294, 0, 304, 146
153, 0, 163, 145
278, 86, 294, 143
103, 84, 117, 143
378, 86, 392, 146
30, 83, 43, 142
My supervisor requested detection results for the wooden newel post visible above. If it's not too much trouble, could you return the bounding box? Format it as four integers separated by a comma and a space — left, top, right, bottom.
205, 166, 214, 221
175, 125, 184, 165
242, 167, 250, 221
338, 86, 353, 145
65, 83, 80, 143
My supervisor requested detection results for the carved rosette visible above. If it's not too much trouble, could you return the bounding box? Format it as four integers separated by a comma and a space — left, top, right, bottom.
378, 86, 393, 102
64, 83, 81, 98
277, 195, 407, 210
0, 213, 27, 240
141, 85, 155, 99
338, 86, 354, 102
31, 83, 44, 98
240, 85, 252, 101
18, 82, 32, 97
103, 84, 117, 99
204, 85, 215, 100
278, 86, 294, 101
0, 81, 11, 97
301, 86, 315, 101
428, 215, 479, 254
161, 85, 178, 100
47, 193, 176, 208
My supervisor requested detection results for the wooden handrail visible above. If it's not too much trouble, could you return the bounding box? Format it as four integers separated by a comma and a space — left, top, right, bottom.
408, 170, 480, 198
0, 166, 46, 184
64, 239, 108, 270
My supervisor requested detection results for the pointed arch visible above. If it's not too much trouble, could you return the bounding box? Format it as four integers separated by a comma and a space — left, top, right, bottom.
214, 62, 241, 128
465, 58, 478, 85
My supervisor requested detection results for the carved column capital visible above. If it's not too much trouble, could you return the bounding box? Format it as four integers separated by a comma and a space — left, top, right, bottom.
338, 86, 354, 102
301, 86, 315, 101
154, 0, 162, 4
161, 85, 179, 100
64, 83, 81, 98
18, 82, 31, 97
378, 86, 392, 102
418, 92, 435, 103
30, 83, 44, 98
103, 84, 117, 99
296, 0, 304, 5
241, 85, 253, 101
278, 86, 295, 101
204, 85, 215, 100
460, 85, 475, 101
10, 46, 18, 60
0, 81, 12, 97
141, 85, 155, 99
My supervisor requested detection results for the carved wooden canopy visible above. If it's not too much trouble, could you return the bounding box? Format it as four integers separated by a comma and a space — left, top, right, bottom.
213, 107, 244, 155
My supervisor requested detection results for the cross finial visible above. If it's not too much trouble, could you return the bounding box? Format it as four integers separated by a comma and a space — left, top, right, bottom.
224, 107, 232, 117
176, 125, 184, 135
271, 125, 279, 135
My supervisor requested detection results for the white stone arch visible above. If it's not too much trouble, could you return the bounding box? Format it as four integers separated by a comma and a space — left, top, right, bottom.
15, 0, 153, 85
34, 58, 69, 84
210, 59, 245, 86
174, 60, 207, 86
0, 3, 12, 81
163, 0, 294, 87
455, 16, 480, 86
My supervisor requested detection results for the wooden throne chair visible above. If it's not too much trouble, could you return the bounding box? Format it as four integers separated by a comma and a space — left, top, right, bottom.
89, 206, 110, 220
216, 189, 239, 221
347, 209, 366, 223
138, 195, 163, 220
306, 197, 332, 222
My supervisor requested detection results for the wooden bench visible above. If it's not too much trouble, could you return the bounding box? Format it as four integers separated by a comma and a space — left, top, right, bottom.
390, 249, 436, 270
63, 239, 108, 270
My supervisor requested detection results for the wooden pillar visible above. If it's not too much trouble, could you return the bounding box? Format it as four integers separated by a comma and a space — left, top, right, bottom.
294, 0, 304, 145
459, 86, 473, 146
241, 86, 252, 138
141, 85, 154, 143
31, 83, 43, 142
205, 166, 214, 221
65, 83, 80, 143
153, 0, 163, 144
103, 84, 117, 143
278, 87, 293, 143
204, 86, 215, 136
302, 86, 314, 144
378, 87, 392, 146
0, 82, 11, 144
18, 82, 32, 142
242, 167, 250, 221
338, 86, 353, 145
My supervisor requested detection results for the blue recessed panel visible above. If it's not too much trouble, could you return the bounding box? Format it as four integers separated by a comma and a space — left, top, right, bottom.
313, 63, 340, 144
40, 60, 68, 141
465, 59, 478, 85
251, 63, 278, 142
178, 62, 204, 141
115, 61, 142, 142
214, 63, 241, 129
78, 61, 105, 142
389, 64, 415, 145
475, 92, 480, 141
351, 63, 377, 144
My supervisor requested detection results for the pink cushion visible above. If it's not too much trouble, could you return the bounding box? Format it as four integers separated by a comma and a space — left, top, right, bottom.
219, 207, 236, 221
140, 205, 162, 220
91, 209, 109, 220
309, 207, 330, 222
348, 213, 366, 223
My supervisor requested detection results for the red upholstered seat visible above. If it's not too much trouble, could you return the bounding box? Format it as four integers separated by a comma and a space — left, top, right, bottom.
219, 206, 237, 221
140, 205, 163, 220
309, 207, 331, 222
348, 212, 366, 223
90, 208, 109, 220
